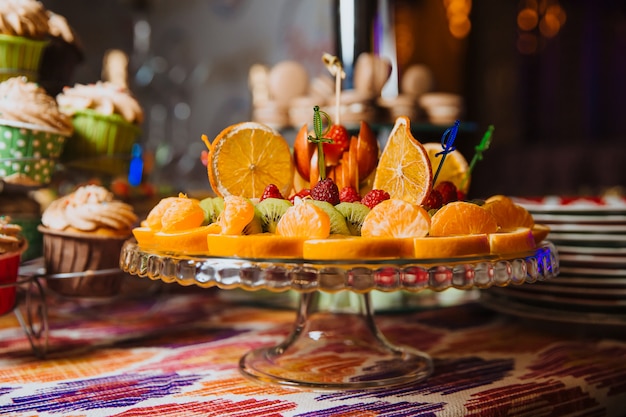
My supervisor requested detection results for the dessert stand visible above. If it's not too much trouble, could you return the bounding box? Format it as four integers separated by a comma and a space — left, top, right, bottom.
120, 240, 559, 390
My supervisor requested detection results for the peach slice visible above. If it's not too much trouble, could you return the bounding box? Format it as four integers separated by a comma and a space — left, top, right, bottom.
293, 124, 315, 180
356, 120, 379, 180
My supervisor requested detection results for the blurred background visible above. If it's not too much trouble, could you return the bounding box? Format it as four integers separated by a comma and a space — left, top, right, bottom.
41, 0, 626, 199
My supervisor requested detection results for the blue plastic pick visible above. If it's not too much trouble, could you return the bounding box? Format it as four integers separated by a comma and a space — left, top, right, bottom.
128, 143, 143, 187
432, 120, 460, 185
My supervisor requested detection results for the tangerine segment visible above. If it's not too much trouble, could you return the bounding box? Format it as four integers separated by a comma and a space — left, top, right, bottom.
531, 223, 550, 244
488, 227, 536, 255
372, 116, 433, 205
160, 197, 205, 233
132, 226, 156, 248
423, 142, 470, 194
276, 201, 330, 239
217, 195, 256, 235
207, 233, 304, 258
482, 195, 534, 231
361, 199, 431, 238
153, 226, 214, 254
430, 201, 498, 236
413, 234, 490, 258
303, 235, 414, 260
206, 122, 294, 199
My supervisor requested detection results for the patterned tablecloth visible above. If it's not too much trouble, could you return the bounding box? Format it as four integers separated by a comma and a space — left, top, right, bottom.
1, 283, 625, 417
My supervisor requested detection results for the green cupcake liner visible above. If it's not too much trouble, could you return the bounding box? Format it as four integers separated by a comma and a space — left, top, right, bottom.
0, 34, 48, 82
62, 109, 141, 176
0, 122, 68, 185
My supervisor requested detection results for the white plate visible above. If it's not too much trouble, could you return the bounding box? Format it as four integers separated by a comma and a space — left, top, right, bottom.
532, 213, 626, 224
559, 266, 626, 277
555, 245, 626, 255
487, 286, 626, 308
552, 276, 626, 287
515, 196, 626, 213
546, 224, 626, 233
549, 232, 626, 243
508, 282, 626, 297
558, 253, 626, 267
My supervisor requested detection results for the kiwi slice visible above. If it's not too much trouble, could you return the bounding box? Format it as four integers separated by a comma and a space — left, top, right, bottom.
308, 200, 351, 235
335, 202, 370, 236
255, 198, 293, 233
199, 196, 224, 224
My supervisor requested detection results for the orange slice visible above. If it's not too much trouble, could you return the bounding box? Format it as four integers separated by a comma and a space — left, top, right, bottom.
430, 201, 498, 236
531, 223, 550, 244
488, 227, 536, 255
204, 122, 294, 199
276, 200, 330, 239
423, 142, 470, 194
482, 195, 534, 231
361, 198, 431, 238
413, 234, 490, 258
132, 226, 156, 248
215, 195, 256, 235
372, 116, 433, 205
153, 225, 214, 254
303, 235, 413, 260
207, 233, 304, 258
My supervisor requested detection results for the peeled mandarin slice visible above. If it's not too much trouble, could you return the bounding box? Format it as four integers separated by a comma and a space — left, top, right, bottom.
488, 227, 536, 255
207, 233, 304, 258
430, 201, 498, 236
531, 223, 550, 244
160, 197, 205, 233
217, 195, 256, 235
303, 235, 414, 260
276, 201, 330, 239
153, 225, 214, 253
482, 195, 534, 231
144, 196, 183, 231
413, 234, 490, 258
423, 142, 470, 194
372, 116, 433, 205
204, 122, 294, 199
132, 226, 156, 248
361, 198, 431, 238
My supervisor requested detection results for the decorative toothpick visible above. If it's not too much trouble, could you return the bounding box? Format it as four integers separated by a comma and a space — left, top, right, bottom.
307, 105, 333, 180
322, 53, 345, 126
459, 125, 494, 191
432, 120, 460, 185
128, 143, 143, 186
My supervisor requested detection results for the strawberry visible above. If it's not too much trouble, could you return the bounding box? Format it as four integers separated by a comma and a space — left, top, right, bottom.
339, 186, 361, 203
435, 181, 458, 205
323, 124, 350, 164
423, 189, 443, 210
289, 188, 311, 204
260, 183, 285, 201
311, 178, 340, 205
361, 189, 391, 209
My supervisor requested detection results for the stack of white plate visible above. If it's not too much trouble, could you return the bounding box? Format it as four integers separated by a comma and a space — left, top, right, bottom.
481, 195, 626, 328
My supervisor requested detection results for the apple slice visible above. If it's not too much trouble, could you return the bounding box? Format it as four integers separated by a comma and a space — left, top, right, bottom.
357, 120, 379, 180
293, 124, 315, 180
347, 135, 359, 191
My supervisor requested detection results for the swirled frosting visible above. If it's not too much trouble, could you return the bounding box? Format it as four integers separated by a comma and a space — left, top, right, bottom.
57, 81, 144, 124
0, 0, 49, 39
0, 76, 73, 134
41, 185, 138, 233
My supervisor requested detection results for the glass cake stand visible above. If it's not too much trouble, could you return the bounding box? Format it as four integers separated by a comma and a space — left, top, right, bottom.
120, 240, 559, 390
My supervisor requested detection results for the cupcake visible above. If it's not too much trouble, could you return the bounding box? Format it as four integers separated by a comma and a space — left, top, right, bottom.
0, 76, 74, 186
0, 215, 27, 315
0, 0, 50, 82
38, 184, 138, 297
57, 81, 144, 176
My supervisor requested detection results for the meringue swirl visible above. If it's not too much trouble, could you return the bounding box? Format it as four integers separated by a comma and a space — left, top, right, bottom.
0, 76, 73, 134
0, 0, 49, 39
57, 81, 144, 124
41, 185, 138, 233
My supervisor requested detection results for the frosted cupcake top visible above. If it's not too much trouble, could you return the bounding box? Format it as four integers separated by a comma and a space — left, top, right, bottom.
41, 185, 138, 233
57, 81, 144, 124
0, 216, 24, 254
0, 0, 49, 39
0, 76, 73, 134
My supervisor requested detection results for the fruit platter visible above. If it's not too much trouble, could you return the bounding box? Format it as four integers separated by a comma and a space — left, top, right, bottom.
121, 56, 559, 389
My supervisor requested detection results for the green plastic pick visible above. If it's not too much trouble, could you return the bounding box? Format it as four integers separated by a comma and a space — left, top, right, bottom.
460, 125, 495, 191
307, 105, 333, 180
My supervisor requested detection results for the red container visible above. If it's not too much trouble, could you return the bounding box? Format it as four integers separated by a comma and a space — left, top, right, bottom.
0, 248, 24, 315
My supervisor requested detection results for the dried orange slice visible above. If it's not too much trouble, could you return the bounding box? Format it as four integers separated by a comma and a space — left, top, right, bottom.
303, 235, 414, 260
413, 234, 490, 258
488, 227, 536, 255
276, 200, 330, 239
207, 233, 304, 258
423, 142, 470, 194
482, 195, 534, 231
361, 198, 431, 238
204, 122, 294, 199
531, 224, 550, 244
154, 226, 214, 253
215, 195, 256, 235
372, 116, 433, 205
430, 201, 498, 236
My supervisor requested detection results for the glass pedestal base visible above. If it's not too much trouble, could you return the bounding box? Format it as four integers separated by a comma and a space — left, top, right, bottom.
239, 291, 433, 390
